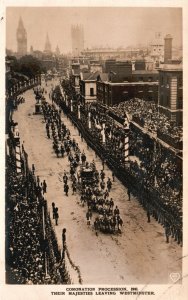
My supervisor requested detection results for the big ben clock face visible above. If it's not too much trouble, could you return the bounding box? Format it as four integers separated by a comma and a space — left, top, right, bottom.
17, 33, 22, 39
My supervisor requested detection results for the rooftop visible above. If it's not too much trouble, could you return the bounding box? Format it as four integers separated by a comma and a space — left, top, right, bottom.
81, 71, 101, 81
97, 73, 109, 82
82, 49, 139, 53
159, 63, 183, 71
108, 81, 159, 86
132, 70, 159, 75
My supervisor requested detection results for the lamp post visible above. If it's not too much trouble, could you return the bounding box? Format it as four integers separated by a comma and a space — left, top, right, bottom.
124, 133, 129, 163
123, 115, 130, 165
101, 122, 106, 144
88, 111, 91, 129
78, 103, 81, 119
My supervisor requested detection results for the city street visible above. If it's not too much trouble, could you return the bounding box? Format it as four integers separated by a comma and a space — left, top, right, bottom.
13, 83, 182, 285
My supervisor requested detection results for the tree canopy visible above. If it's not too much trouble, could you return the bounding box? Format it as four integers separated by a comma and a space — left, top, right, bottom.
7, 55, 46, 78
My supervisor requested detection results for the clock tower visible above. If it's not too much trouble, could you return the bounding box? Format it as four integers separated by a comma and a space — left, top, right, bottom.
17, 17, 27, 56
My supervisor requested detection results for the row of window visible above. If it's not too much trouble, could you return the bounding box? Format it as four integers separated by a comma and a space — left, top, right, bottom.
160, 76, 183, 87
160, 95, 183, 109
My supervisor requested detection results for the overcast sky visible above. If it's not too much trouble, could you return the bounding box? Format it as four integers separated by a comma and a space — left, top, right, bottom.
6, 7, 182, 54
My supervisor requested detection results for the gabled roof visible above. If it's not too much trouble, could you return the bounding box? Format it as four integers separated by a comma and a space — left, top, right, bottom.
97, 73, 109, 82
81, 71, 101, 81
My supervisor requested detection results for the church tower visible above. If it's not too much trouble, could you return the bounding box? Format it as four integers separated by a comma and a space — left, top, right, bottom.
55, 45, 60, 56
71, 24, 84, 56
44, 33, 52, 54
16, 17, 27, 56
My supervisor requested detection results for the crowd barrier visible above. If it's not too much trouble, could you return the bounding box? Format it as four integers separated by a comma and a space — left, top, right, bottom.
157, 130, 183, 150
56, 97, 182, 235
6, 81, 40, 134
5, 122, 72, 284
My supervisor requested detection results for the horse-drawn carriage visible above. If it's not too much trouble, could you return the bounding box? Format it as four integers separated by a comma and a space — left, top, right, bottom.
94, 214, 123, 234
78, 165, 96, 188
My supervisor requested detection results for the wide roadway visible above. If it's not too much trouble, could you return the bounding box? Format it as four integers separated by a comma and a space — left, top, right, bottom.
13, 82, 182, 285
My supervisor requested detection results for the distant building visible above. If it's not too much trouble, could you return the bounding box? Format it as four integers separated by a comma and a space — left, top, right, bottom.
104, 59, 158, 83
134, 60, 146, 71
71, 25, 84, 56
42, 56, 55, 71
44, 33, 52, 54
104, 60, 132, 82
55, 45, 60, 56
82, 49, 140, 60
80, 71, 101, 103
71, 63, 80, 75
105, 59, 116, 73
70, 63, 81, 93
90, 63, 103, 73
96, 57, 159, 105
30, 45, 34, 55
30, 50, 43, 60
132, 70, 159, 83
150, 32, 164, 64
16, 17, 27, 56
97, 79, 158, 106
144, 56, 155, 71
158, 63, 182, 124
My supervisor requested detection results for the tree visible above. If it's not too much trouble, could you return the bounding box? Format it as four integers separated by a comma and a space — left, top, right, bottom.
17, 55, 46, 78
8, 55, 46, 78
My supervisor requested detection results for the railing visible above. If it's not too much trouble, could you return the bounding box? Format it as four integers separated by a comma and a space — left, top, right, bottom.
6, 130, 71, 284
6, 79, 41, 134
157, 130, 183, 150
55, 93, 182, 230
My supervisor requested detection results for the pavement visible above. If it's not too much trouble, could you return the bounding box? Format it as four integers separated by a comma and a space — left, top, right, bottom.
12, 80, 182, 285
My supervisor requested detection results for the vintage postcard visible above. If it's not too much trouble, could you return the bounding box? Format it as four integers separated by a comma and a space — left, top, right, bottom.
0, 0, 188, 299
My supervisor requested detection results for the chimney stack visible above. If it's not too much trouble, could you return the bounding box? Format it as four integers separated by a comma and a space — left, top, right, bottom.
164, 34, 173, 63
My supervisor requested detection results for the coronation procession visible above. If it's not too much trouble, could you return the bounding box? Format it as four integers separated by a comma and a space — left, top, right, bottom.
5, 6, 183, 288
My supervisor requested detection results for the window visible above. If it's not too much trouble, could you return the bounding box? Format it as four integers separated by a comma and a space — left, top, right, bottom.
179, 77, 183, 88
90, 88, 94, 96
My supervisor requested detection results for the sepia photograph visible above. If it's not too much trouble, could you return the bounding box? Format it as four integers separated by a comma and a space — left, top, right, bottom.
1, 0, 188, 299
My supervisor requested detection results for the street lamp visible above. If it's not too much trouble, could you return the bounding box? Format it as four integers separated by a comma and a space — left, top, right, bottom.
88, 111, 91, 129
101, 122, 106, 144
123, 115, 130, 166
78, 103, 81, 119
70, 99, 73, 112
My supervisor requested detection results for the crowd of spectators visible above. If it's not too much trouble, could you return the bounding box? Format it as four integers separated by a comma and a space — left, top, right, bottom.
57, 81, 182, 245
6, 135, 69, 284
112, 99, 182, 146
